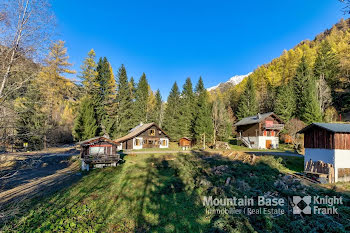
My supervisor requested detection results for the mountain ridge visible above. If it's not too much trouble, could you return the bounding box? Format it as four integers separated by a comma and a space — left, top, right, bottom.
207, 73, 252, 92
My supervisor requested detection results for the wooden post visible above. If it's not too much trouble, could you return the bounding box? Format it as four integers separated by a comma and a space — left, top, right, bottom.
203, 133, 206, 150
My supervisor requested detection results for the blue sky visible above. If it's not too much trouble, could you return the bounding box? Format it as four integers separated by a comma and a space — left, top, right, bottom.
52, 0, 346, 99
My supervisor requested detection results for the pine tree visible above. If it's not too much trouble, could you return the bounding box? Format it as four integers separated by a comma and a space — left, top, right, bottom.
236, 77, 258, 120
301, 78, 323, 123
115, 64, 133, 137
274, 81, 296, 122
129, 76, 136, 100
314, 40, 340, 88
16, 80, 47, 150
294, 55, 323, 123
73, 97, 98, 140
293, 56, 312, 119
163, 82, 181, 140
149, 89, 163, 126
95, 57, 116, 136
193, 77, 214, 144
155, 90, 163, 126
79, 49, 98, 95
133, 73, 149, 125
179, 77, 195, 137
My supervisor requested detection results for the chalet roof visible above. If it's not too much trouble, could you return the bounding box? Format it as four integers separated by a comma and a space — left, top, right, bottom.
298, 123, 350, 134
114, 122, 169, 143
78, 136, 119, 146
179, 137, 192, 141
234, 112, 282, 126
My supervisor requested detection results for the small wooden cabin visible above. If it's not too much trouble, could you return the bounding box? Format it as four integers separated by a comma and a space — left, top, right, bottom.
115, 122, 170, 150
234, 112, 284, 149
179, 137, 192, 150
78, 136, 121, 171
298, 123, 350, 183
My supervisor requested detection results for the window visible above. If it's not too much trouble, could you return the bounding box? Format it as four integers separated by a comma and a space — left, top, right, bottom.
90, 146, 104, 155
149, 129, 155, 136
263, 131, 267, 136
271, 131, 275, 136
148, 140, 153, 145
159, 130, 162, 135
135, 138, 141, 146
265, 120, 273, 127
161, 139, 167, 146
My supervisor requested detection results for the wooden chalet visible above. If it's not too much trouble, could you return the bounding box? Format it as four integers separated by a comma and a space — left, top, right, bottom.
234, 112, 284, 149
78, 136, 121, 171
115, 122, 170, 150
298, 123, 350, 183
179, 137, 192, 150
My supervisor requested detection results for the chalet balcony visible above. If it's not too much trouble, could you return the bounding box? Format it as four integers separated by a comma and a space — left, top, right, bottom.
263, 123, 284, 130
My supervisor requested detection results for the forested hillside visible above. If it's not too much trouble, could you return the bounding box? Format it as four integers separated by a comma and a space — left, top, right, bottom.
1, 0, 350, 151
219, 18, 350, 124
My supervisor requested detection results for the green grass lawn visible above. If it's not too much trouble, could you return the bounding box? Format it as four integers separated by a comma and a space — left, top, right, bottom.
1, 152, 349, 232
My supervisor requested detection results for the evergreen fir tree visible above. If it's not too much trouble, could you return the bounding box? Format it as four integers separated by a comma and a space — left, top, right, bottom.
301, 78, 323, 124
115, 64, 133, 137
314, 40, 340, 88
294, 55, 323, 123
163, 82, 181, 140
180, 77, 195, 137
152, 89, 163, 126
236, 77, 258, 120
95, 57, 116, 136
73, 97, 98, 140
274, 81, 296, 122
129, 76, 136, 100
133, 73, 149, 125
293, 56, 312, 119
195, 76, 205, 93
16, 80, 47, 150
193, 77, 214, 144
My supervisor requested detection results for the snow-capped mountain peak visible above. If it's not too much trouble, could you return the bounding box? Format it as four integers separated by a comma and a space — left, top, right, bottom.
207, 72, 252, 91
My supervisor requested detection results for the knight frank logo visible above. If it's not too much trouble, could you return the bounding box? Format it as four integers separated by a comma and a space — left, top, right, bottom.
292, 195, 343, 215
293, 196, 312, 214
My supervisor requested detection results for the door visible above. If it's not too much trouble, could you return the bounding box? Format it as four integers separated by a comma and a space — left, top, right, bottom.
266, 140, 272, 149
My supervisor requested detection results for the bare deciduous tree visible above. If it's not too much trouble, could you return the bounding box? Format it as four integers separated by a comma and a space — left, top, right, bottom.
0, 0, 54, 101
284, 118, 306, 153
316, 74, 333, 113
339, 0, 350, 14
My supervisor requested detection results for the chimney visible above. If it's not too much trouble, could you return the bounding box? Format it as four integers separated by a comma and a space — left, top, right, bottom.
257, 113, 261, 119
140, 122, 143, 126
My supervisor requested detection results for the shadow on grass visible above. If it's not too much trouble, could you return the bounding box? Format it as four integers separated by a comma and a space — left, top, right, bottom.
107, 154, 208, 232
2, 151, 349, 233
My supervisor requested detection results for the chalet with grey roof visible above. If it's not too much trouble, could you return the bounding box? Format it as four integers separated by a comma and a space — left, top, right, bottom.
235, 112, 284, 149
115, 122, 170, 150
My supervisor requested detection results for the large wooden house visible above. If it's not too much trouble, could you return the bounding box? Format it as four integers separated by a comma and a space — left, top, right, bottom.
298, 123, 350, 183
78, 136, 121, 171
115, 122, 170, 150
235, 112, 284, 149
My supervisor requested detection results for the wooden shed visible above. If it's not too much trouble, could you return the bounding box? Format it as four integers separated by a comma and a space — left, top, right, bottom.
78, 136, 121, 171
179, 137, 192, 150
298, 123, 350, 183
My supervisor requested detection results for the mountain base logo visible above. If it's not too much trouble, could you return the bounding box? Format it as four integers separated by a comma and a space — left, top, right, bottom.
292, 195, 343, 215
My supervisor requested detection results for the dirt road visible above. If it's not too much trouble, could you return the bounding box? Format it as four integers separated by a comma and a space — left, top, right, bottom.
0, 148, 81, 209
